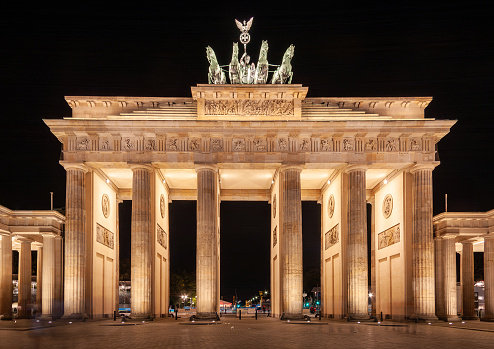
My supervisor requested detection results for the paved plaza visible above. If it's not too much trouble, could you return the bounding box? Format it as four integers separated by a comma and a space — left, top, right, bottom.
1, 316, 494, 348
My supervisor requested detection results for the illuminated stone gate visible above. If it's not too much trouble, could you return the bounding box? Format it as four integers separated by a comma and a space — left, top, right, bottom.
44, 83, 455, 320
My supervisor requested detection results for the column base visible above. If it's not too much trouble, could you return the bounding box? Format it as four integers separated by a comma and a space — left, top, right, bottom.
61, 313, 89, 321
130, 313, 153, 320
461, 315, 478, 320
346, 314, 374, 322
480, 315, 494, 322
437, 315, 461, 322
0, 314, 12, 320
280, 313, 307, 321
39, 314, 56, 321
192, 312, 220, 321
410, 314, 438, 322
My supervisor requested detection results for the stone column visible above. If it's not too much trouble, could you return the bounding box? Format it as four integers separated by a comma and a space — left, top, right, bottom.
434, 236, 445, 318
115, 198, 122, 315
280, 165, 303, 320
346, 165, 368, 319
461, 240, 476, 319
41, 234, 56, 319
36, 246, 43, 315
18, 240, 32, 318
195, 165, 220, 319
483, 235, 494, 321
130, 164, 153, 319
54, 236, 63, 317
63, 163, 88, 319
443, 236, 458, 321
410, 164, 437, 320
369, 197, 376, 316
0, 233, 13, 320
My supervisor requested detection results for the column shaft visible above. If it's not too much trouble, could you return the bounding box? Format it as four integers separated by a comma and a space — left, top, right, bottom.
63, 165, 87, 318
484, 235, 494, 321
347, 167, 368, 318
280, 166, 303, 319
18, 241, 32, 318
434, 237, 445, 318
130, 166, 153, 318
36, 247, 43, 314
461, 241, 476, 319
0, 234, 13, 319
41, 235, 56, 319
196, 166, 219, 318
443, 237, 458, 320
54, 236, 63, 317
411, 167, 436, 319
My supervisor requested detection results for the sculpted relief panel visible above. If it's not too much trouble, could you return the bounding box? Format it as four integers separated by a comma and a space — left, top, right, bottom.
96, 224, 114, 249
378, 224, 400, 250
204, 99, 294, 116
325, 224, 339, 250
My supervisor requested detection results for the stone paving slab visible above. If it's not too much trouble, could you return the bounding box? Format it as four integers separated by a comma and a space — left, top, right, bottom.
1, 317, 494, 348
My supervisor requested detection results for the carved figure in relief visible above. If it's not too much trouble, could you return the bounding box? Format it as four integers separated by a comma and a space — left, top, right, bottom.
343, 138, 354, 151
382, 194, 393, 219
255, 40, 269, 84
123, 138, 135, 150
206, 46, 226, 84
253, 139, 266, 151
100, 140, 110, 150
167, 138, 178, 151
410, 139, 421, 151
229, 42, 241, 84
299, 139, 310, 151
365, 139, 377, 151
320, 139, 331, 151
233, 139, 245, 151
386, 139, 397, 151
189, 139, 200, 151
240, 52, 256, 84
211, 139, 222, 151
273, 226, 277, 247
77, 138, 90, 150
145, 139, 156, 150
278, 138, 288, 150
271, 45, 294, 84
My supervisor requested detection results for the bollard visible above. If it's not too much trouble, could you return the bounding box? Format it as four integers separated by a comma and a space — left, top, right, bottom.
380, 311, 383, 322
255, 308, 258, 320
175, 307, 178, 320
319, 311, 321, 321
113, 310, 117, 321
239, 309, 242, 320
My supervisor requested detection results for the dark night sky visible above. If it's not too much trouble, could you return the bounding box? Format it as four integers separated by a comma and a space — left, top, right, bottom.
1, 2, 493, 300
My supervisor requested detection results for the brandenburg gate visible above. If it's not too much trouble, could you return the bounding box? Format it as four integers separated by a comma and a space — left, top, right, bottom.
43, 19, 456, 321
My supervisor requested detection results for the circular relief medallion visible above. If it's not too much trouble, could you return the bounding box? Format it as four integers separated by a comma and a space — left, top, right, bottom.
383, 194, 393, 219
160, 194, 165, 219
328, 194, 335, 218
102, 194, 110, 218
272, 194, 277, 218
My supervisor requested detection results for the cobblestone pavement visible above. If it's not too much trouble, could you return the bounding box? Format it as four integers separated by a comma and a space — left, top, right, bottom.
1, 317, 494, 349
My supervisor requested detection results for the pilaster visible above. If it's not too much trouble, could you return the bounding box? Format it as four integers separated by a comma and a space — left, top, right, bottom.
0, 233, 13, 320
18, 240, 32, 318
483, 235, 494, 321
41, 234, 56, 319
461, 241, 476, 320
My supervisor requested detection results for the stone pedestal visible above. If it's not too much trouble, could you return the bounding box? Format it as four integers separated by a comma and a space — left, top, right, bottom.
483, 235, 494, 321
0, 234, 13, 320
195, 165, 220, 319
280, 165, 303, 320
346, 166, 368, 319
130, 164, 153, 319
411, 165, 437, 320
63, 163, 88, 319
41, 235, 56, 319
18, 241, 32, 318
461, 241, 476, 320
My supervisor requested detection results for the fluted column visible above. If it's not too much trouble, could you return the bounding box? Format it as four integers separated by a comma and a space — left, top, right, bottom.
63, 163, 88, 319
483, 235, 494, 321
130, 164, 153, 319
36, 247, 43, 314
54, 236, 63, 317
280, 165, 303, 320
411, 164, 437, 320
461, 241, 476, 319
434, 236, 445, 318
369, 197, 376, 316
346, 165, 368, 319
41, 235, 56, 319
0, 233, 13, 320
18, 240, 32, 318
443, 236, 458, 320
196, 165, 220, 319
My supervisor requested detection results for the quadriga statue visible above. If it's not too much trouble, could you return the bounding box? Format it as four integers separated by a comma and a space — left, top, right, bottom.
271, 44, 294, 84
229, 42, 241, 84
206, 46, 226, 84
254, 40, 269, 84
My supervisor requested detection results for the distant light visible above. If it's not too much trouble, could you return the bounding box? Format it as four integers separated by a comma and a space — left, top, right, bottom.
383, 179, 388, 185
378, 322, 381, 324
49, 321, 52, 324
449, 322, 452, 325
357, 321, 360, 324
462, 321, 465, 324
69, 321, 72, 324
327, 180, 331, 185
272, 180, 274, 184
163, 179, 166, 184
368, 293, 373, 298
106, 179, 110, 184
428, 323, 431, 325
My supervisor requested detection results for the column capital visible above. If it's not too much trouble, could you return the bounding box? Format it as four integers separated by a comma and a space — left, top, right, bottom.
345, 164, 368, 173
195, 164, 218, 173
61, 162, 88, 173
279, 164, 304, 173
484, 234, 494, 241
0, 229, 12, 236
410, 162, 439, 173
129, 163, 154, 172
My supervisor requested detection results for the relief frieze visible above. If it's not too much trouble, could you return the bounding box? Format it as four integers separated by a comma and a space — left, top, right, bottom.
96, 223, 114, 249
325, 224, 339, 250
378, 223, 400, 250
204, 99, 294, 116
157, 223, 167, 249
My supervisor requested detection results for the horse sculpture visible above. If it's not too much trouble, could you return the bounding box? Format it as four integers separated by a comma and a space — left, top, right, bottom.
254, 40, 269, 84
206, 46, 226, 84
270, 44, 294, 84
229, 42, 241, 84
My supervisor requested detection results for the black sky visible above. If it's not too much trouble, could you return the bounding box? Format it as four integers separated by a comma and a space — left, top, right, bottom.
1, 2, 493, 300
